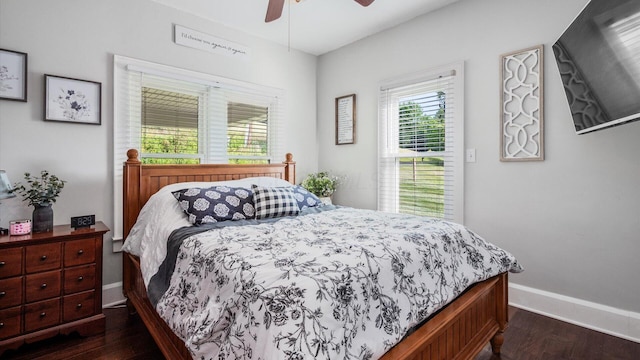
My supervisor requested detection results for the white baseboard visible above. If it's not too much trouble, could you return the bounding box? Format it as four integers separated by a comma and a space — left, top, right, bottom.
102, 281, 126, 308
509, 282, 640, 343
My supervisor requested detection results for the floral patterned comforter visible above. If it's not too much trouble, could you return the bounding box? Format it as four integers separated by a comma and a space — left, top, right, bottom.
151, 206, 522, 360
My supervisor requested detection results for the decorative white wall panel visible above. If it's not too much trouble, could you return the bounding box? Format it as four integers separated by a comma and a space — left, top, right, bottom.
500, 45, 544, 161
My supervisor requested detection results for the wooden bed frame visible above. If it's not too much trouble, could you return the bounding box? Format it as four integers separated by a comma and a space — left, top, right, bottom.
122, 149, 509, 360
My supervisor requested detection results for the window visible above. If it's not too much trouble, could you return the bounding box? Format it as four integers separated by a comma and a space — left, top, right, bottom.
141, 87, 201, 164
378, 63, 464, 222
112, 55, 284, 240
227, 102, 269, 164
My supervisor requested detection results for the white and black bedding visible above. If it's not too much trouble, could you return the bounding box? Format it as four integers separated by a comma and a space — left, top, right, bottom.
131, 199, 523, 360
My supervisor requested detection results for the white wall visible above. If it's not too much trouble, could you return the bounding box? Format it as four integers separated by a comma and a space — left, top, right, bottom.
317, 0, 640, 316
0, 0, 318, 287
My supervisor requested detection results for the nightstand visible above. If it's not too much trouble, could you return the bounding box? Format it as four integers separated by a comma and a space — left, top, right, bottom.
0, 222, 109, 355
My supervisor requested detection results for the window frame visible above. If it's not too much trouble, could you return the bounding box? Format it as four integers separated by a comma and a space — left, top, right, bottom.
139, 83, 207, 164
113, 55, 285, 241
377, 62, 465, 223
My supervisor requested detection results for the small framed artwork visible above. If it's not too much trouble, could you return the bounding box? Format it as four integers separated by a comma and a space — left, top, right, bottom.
335, 94, 356, 145
45, 74, 102, 125
500, 45, 544, 161
0, 48, 28, 102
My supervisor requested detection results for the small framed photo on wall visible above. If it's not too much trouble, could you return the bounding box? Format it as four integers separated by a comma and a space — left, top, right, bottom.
45, 74, 102, 125
0, 48, 28, 102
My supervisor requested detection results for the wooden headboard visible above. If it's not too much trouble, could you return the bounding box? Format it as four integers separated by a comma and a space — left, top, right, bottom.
122, 149, 296, 238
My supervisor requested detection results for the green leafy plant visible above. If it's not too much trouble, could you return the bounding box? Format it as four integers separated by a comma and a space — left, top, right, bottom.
11, 171, 66, 207
301, 171, 339, 197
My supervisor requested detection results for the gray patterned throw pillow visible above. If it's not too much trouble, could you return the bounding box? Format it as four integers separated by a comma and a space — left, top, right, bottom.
172, 186, 255, 224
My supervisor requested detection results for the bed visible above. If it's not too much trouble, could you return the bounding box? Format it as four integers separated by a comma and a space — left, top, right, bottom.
121, 149, 521, 360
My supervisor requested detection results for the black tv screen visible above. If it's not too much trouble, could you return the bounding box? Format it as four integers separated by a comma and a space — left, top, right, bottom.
553, 0, 640, 134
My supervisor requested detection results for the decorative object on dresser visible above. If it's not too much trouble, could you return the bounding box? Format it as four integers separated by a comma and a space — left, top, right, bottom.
70, 215, 95, 230
0, 222, 109, 356
44, 75, 101, 125
0, 48, 27, 102
11, 171, 66, 233
500, 44, 544, 161
0, 170, 16, 236
9, 220, 31, 236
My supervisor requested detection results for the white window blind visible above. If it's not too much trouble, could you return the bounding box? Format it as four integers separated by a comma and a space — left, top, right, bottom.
113, 55, 285, 241
378, 63, 464, 222
141, 86, 202, 163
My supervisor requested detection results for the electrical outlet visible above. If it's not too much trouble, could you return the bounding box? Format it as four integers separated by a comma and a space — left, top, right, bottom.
466, 148, 476, 162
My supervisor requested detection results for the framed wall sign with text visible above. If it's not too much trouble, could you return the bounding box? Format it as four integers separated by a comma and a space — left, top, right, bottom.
335, 94, 356, 145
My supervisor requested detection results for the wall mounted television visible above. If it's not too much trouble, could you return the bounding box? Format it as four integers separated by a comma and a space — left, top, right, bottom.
553, 0, 640, 134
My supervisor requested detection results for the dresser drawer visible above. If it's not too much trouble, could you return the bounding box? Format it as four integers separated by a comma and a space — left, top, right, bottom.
64, 238, 96, 267
24, 298, 60, 333
0, 247, 23, 279
0, 277, 23, 309
25, 270, 61, 303
63, 290, 95, 323
26, 243, 61, 274
64, 264, 96, 294
0, 306, 21, 340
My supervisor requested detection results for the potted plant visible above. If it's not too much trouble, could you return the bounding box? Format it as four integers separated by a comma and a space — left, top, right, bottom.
11, 170, 65, 233
301, 171, 339, 204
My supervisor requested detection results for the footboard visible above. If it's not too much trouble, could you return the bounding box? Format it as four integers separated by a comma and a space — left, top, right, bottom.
380, 273, 508, 360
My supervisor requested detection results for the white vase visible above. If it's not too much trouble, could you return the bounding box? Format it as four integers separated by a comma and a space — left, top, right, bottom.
319, 196, 332, 205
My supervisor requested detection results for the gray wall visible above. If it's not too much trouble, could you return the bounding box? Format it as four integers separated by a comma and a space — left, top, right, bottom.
317, 0, 640, 313
0, 0, 318, 288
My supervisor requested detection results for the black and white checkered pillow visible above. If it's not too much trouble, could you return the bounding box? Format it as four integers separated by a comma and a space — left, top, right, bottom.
252, 185, 300, 220
172, 186, 255, 224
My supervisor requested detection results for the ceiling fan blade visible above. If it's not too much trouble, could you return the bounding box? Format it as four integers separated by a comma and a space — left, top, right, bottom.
265, 0, 285, 22
354, 0, 375, 6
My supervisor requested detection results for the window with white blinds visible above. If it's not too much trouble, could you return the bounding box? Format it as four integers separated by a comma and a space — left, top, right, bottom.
378, 63, 464, 222
141, 87, 201, 164
227, 101, 269, 164
112, 55, 285, 240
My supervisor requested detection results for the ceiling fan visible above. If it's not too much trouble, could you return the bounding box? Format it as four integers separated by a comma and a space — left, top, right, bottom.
265, 0, 375, 22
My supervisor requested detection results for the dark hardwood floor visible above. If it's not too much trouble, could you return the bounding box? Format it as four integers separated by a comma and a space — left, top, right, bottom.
2, 306, 639, 359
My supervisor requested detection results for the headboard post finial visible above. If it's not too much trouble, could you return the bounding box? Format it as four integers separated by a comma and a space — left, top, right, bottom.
126, 149, 141, 164
284, 153, 296, 184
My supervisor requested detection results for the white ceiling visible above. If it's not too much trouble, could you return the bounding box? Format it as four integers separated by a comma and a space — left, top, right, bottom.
151, 0, 460, 55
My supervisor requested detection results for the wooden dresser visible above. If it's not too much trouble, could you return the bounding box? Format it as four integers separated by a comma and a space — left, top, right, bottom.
0, 222, 109, 355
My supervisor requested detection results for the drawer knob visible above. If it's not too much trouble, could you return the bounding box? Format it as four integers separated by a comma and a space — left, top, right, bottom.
76, 303, 83, 309
40, 312, 46, 317
0, 322, 4, 328
78, 276, 84, 281
41, 255, 48, 261
77, 249, 84, 255
0, 261, 5, 266
41, 283, 47, 289
0, 291, 5, 297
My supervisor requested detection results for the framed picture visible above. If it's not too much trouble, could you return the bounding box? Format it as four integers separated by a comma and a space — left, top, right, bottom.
500, 45, 544, 161
45, 74, 101, 125
335, 94, 356, 145
0, 48, 28, 102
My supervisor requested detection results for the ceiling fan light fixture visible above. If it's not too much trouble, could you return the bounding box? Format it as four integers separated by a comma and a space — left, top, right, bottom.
265, 0, 374, 23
